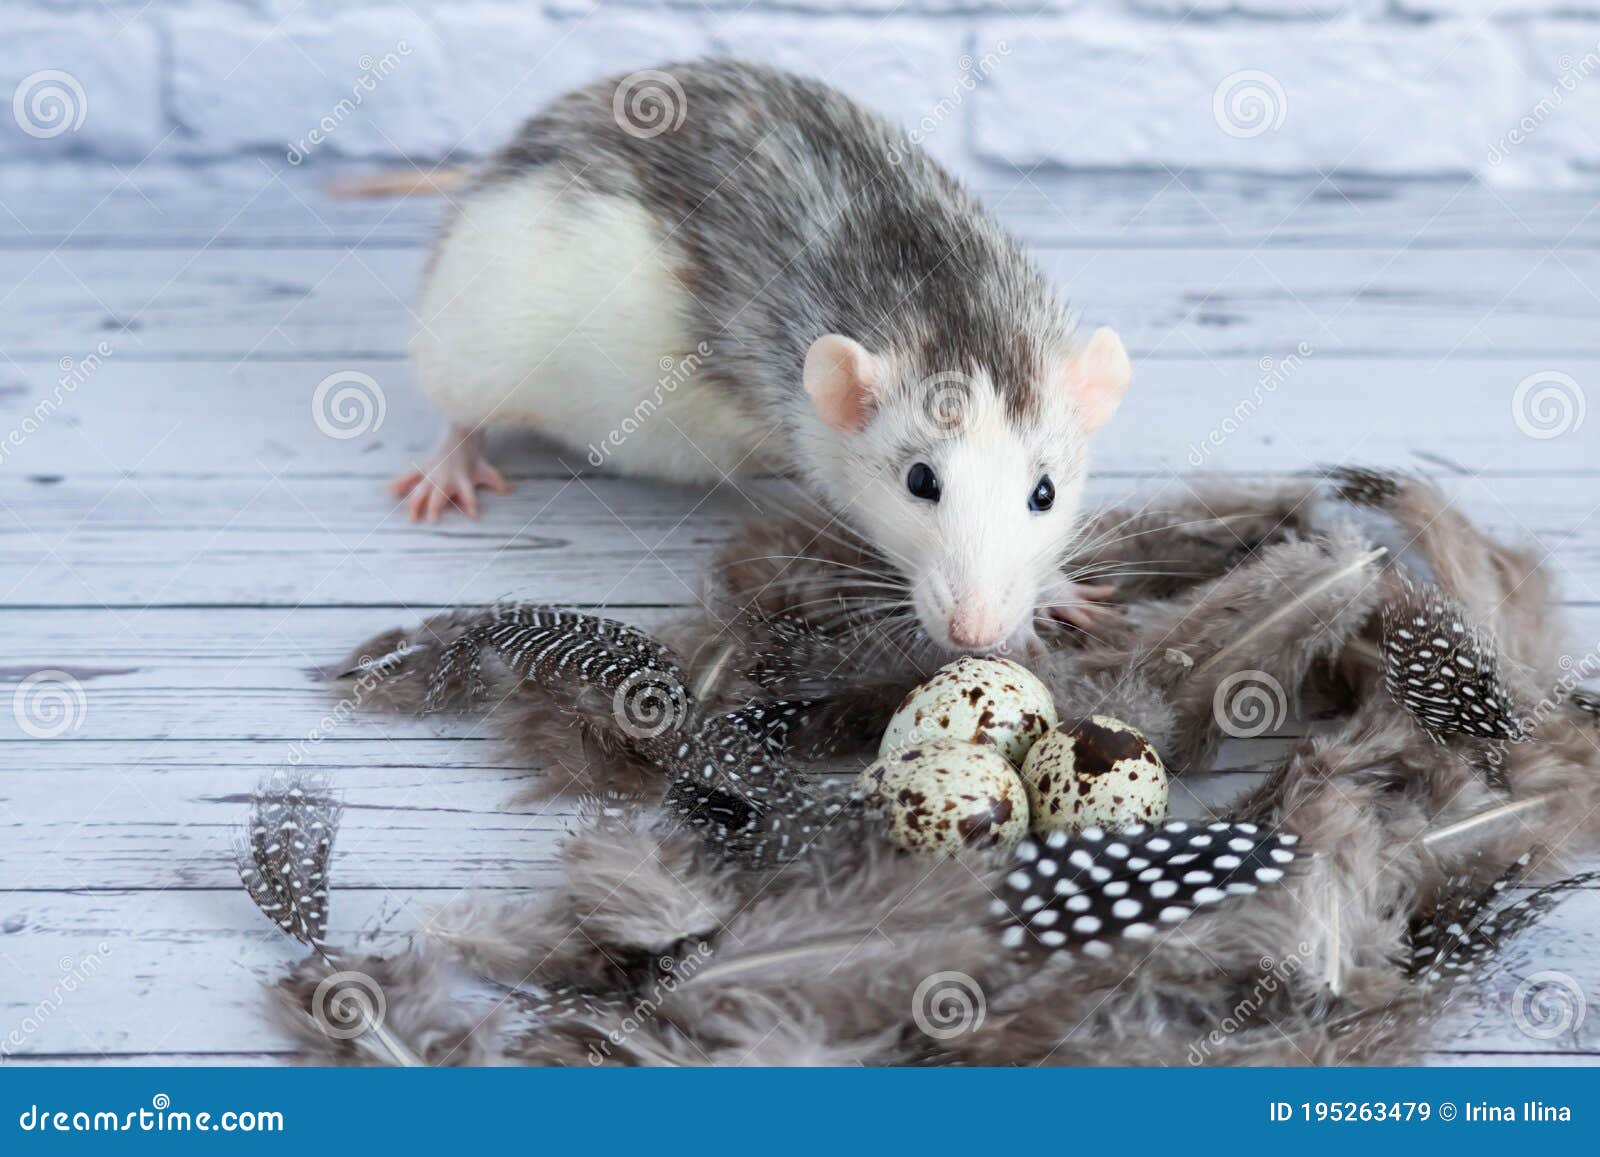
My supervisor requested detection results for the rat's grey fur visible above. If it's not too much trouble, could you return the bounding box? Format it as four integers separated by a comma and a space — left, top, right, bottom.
473, 59, 1076, 472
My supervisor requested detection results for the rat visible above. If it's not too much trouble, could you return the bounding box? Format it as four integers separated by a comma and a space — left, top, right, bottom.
389, 60, 1131, 655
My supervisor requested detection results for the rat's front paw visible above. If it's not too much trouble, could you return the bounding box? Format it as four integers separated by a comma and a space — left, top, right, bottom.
1043, 581, 1122, 635
389, 426, 511, 522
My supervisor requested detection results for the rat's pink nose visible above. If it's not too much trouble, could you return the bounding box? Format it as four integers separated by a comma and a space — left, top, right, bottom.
947, 608, 1005, 649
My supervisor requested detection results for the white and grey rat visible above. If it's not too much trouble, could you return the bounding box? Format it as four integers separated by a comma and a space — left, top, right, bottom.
390, 60, 1131, 655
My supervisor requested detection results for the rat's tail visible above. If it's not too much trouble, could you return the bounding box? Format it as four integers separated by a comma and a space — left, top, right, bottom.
323, 168, 471, 198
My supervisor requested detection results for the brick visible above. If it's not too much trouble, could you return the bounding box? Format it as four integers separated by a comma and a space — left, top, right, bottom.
429, 6, 559, 158
430, 10, 712, 156
710, 16, 980, 167
974, 18, 1524, 177
171, 9, 459, 161
508, 12, 714, 116
0, 16, 165, 159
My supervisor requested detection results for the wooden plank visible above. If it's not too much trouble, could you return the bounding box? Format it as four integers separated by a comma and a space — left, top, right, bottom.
0, 890, 486, 1058
12, 1052, 292, 1066
2, 474, 1598, 607
6, 246, 1599, 359
3, 884, 1596, 1059
4, 589, 1592, 749
0, 164, 447, 251
0, 737, 1278, 892
4, 356, 1596, 480
0, 473, 744, 607
1, 166, 1593, 250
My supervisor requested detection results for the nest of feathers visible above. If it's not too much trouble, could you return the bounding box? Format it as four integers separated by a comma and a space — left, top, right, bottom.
236, 469, 1600, 1066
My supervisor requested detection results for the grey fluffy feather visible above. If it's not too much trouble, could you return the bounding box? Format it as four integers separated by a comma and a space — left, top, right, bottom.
1079, 524, 1385, 769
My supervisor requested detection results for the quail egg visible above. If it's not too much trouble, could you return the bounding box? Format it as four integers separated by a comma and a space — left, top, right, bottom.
859, 738, 1030, 853
879, 656, 1058, 766
1018, 714, 1168, 834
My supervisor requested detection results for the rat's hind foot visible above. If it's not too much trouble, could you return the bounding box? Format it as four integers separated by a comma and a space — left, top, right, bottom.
1044, 581, 1122, 634
388, 424, 512, 522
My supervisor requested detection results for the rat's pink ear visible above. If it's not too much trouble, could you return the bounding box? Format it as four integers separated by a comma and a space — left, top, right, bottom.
804, 334, 881, 432
1057, 327, 1131, 433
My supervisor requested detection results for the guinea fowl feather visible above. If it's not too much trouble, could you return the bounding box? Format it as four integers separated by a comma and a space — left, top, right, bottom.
237, 774, 429, 1067
1381, 578, 1528, 744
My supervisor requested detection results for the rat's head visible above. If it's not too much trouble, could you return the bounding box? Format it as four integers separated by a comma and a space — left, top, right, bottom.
801, 328, 1131, 654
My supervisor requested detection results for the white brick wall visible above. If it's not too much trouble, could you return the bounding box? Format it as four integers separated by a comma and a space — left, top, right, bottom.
2, 0, 1598, 185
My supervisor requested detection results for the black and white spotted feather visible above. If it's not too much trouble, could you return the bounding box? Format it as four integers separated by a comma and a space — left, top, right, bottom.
237, 773, 341, 950
991, 821, 1303, 956
662, 702, 871, 867
1381, 580, 1527, 744
1411, 855, 1600, 989
1322, 464, 1403, 509
348, 604, 867, 867
1568, 687, 1600, 721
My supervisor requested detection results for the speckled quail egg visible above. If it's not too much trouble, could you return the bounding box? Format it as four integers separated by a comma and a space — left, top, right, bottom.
859, 738, 1030, 853
1018, 714, 1168, 835
879, 656, 1058, 766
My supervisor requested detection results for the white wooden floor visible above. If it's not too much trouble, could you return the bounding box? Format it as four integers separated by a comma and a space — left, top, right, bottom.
1, 163, 1598, 1065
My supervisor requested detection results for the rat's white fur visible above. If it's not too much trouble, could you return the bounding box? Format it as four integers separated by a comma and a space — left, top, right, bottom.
796, 353, 1092, 653
413, 171, 767, 480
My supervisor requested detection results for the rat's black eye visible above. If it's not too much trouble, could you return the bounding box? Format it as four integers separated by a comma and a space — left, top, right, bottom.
1029, 476, 1055, 512
907, 462, 941, 503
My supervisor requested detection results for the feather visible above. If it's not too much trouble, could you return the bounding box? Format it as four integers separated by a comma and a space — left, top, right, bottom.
1420, 795, 1558, 852
1190, 542, 1386, 681
237, 773, 340, 951
427, 816, 740, 991
236, 773, 426, 1067
991, 821, 1303, 957
1322, 465, 1403, 509
292, 475, 1600, 1068
1086, 527, 1385, 768
1382, 579, 1528, 744
1062, 480, 1322, 602
271, 949, 500, 1066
